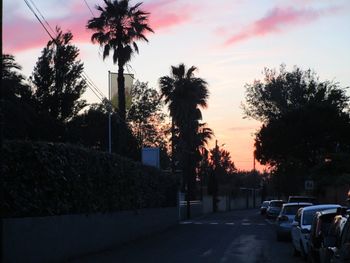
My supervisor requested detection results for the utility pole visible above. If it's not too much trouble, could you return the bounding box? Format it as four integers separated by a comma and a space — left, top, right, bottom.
213, 140, 219, 212
253, 151, 256, 171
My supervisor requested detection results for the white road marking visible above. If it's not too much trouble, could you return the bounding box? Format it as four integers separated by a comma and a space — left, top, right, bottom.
201, 249, 213, 257
181, 220, 269, 226
265, 219, 275, 225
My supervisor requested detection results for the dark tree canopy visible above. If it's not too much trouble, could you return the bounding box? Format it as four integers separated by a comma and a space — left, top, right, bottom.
243, 65, 349, 123
244, 65, 350, 194
2, 54, 33, 102
255, 104, 350, 168
66, 103, 140, 160
31, 28, 87, 124
1, 54, 47, 140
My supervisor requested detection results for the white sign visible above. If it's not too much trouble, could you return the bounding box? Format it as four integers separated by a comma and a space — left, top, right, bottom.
142, 148, 160, 168
305, 180, 314, 190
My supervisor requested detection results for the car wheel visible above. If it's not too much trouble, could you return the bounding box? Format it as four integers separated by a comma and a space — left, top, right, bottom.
306, 251, 314, 263
276, 232, 282, 241
293, 245, 300, 257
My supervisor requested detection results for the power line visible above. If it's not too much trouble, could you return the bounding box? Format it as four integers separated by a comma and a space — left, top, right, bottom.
28, 0, 56, 36
82, 72, 105, 99
83, 0, 95, 17
23, 0, 56, 41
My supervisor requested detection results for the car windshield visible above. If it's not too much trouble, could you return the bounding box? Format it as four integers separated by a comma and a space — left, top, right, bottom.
302, 207, 338, 225
283, 205, 307, 215
262, 201, 269, 207
270, 201, 283, 207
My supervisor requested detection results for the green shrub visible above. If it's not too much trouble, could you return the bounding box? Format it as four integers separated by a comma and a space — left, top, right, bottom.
1, 141, 178, 218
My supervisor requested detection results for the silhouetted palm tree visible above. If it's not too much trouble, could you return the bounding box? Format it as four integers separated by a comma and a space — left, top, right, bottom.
159, 63, 210, 218
87, 0, 153, 121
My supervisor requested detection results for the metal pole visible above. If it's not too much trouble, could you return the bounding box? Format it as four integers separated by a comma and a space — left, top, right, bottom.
253, 151, 256, 171
108, 71, 112, 154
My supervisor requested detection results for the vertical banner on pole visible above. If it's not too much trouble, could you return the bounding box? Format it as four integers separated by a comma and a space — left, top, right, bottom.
109, 72, 134, 110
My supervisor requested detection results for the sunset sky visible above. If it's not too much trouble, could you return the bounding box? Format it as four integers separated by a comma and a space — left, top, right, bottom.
3, 0, 350, 171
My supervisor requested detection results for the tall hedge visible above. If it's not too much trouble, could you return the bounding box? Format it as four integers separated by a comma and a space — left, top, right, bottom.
1, 141, 178, 218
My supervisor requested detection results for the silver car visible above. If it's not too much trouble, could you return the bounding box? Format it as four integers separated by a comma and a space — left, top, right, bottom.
266, 200, 285, 219
276, 202, 313, 241
291, 204, 341, 259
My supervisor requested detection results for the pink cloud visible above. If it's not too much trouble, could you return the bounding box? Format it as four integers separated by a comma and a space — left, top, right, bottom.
3, 16, 50, 53
3, 15, 91, 53
144, 0, 194, 31
3, 0, 195, 53
224, 6, 338, 46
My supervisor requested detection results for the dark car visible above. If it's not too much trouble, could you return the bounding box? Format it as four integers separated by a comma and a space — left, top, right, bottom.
260, 201, 270, 215
328, 215, 350, 263
266, 200, 285, 219
308, 208, 346, 263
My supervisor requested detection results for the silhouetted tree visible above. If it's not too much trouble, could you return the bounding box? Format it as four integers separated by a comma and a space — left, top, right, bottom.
160, 63, 210, 217
243, 65, 349, 123
127, 81, 171, 168
243, 65, 350, 194
31, 28, 87, 134
127, 81, 167, 147
1, 54, 47, 140
87, 0, 153, 121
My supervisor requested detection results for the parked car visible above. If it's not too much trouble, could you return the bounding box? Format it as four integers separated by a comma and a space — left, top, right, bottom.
266, 200, 285, 219
288, 195, 317, 204
276, 202, 313, 241
291, 204, 341, 259
328, 214, 350, 263
260, 201, 270, 215
308, 208, 347, 263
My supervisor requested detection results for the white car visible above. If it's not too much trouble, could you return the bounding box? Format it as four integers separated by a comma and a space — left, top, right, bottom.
291, 204, 341, 259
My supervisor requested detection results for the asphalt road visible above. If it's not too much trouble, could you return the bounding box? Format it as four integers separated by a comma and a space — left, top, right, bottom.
68, 209, 305, 263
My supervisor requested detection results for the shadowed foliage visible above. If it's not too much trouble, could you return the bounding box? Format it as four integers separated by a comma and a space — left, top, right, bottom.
2, 141, 177, 217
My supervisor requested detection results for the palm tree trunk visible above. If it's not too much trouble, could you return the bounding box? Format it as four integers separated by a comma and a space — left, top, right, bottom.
117, 59, 126, 155
185, 157, 191, 219
117, 60, 126, 121
171, 118, 175, 173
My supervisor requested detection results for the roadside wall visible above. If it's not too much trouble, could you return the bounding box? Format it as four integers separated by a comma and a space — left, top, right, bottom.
2, 207, 177, 263
180, 201, 203, 220
202, 194, 262, 213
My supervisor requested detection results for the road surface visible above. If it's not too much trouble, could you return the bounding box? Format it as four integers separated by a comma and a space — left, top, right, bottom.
68, 209, 304, 263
